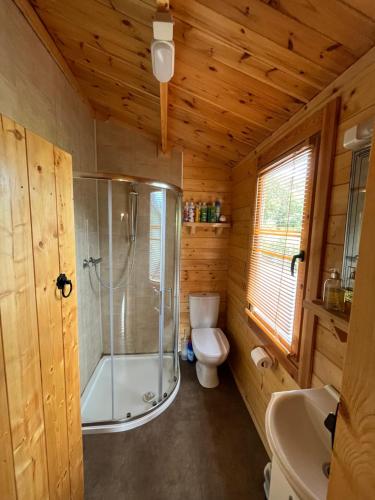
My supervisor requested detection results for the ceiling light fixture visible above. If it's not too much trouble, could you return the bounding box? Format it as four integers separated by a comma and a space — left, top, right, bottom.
151, 11, 174, 83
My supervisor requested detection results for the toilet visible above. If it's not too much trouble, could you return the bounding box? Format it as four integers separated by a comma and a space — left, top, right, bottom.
189, 293, 230, 388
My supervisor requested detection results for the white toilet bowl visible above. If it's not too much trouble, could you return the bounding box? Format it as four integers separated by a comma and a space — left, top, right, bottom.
192, 327, 229, 388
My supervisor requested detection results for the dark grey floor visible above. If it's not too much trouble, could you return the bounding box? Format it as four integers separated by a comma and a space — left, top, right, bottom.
83, 361, 268, 500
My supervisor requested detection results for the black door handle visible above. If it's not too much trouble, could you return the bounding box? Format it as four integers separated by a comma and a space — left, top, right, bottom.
324, 403, 340, 449
56, 273, 73, 298
291, 250, 305, 277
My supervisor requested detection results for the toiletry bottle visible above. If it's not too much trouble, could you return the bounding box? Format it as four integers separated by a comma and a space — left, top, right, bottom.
187, 340, 195, 362
181, 339, 188, 361
215, 199, 221, 222
207, 198, 212, 222
188, 199, 195, 222
201, 202, 207, 222
323, 268, 345, 312
195, 202, 201, 222
210, 201, 216, 222
183, 201, 189, 222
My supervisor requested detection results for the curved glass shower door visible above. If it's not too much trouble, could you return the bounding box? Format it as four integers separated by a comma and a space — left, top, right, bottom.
73, 174, 181, 432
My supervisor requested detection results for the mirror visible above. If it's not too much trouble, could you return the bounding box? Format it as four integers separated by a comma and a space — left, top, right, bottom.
342, 146, 371, 294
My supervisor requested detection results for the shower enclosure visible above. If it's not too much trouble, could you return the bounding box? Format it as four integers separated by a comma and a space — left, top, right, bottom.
73, 172, 181, 433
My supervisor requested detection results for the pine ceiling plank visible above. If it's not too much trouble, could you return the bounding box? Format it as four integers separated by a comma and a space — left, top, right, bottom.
168, 119, 248, 164
169, 103, 258, 149
86, 82, 251, 163
172, 59, 290, 131
168, 110, 252, 160
40, 10, 153, 74
175, 42, 304, 111
57, 26, 288, 133
95, 0, 320, 101
169, 86, 270, 144
196, 0, 357, 72
76, 62, 265, 147
92, 101, 159, 135
57, 38, 158, 97
32, 0, 152, 47
173, 19, 318, 102
80, 81, 160, 122
90, 98, 160, 136
74, 63, 159, 107
266, 0, 375, 55
339, 0, 375, 21
35, 0, 290, 134
163, 0, 339, 88
96, 0, 339, 89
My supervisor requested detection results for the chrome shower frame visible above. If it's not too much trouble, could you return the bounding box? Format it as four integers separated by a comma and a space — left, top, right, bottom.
73, 171, 182, 434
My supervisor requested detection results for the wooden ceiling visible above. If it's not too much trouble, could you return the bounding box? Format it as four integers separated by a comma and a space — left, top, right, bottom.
28, 0, 375, 166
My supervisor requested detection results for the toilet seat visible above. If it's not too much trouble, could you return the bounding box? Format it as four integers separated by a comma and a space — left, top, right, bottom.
192, 328, 229, 361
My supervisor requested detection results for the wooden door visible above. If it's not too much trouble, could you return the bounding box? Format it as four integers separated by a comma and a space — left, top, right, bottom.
327, 131, 375, 498
0, 114, 83, 499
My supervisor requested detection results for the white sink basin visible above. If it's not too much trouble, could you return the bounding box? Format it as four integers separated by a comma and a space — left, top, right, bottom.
265, 386, 339, 500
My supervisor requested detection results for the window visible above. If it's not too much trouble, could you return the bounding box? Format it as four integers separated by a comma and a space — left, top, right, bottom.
149, 191, 163, 282
247, 144, 314, 356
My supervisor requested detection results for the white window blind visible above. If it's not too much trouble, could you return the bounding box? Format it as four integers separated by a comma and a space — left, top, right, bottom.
247, 145, 313, 351
149, 191, 162, 282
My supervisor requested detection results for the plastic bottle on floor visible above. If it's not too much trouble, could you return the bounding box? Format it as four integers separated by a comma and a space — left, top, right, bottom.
187, 340, 195, 362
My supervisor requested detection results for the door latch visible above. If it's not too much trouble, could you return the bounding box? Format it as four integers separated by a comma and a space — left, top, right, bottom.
56, 273, 73, 298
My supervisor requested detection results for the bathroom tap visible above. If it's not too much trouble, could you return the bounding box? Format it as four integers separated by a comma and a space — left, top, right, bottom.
83, 256, 103, 268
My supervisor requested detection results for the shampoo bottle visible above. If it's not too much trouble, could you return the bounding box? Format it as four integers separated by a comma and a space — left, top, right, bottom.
183, 201, 189, 222
188, 199, 195, 222
195, 202, 201, 222
215, 199, 221, 222
200, 202, 207, 222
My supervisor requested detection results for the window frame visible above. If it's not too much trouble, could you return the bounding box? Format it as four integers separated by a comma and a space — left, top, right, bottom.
245, 135, 320, 375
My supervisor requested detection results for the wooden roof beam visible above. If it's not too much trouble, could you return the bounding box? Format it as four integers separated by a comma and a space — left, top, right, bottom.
156, 0, 170, 153
159, 82, 168, 153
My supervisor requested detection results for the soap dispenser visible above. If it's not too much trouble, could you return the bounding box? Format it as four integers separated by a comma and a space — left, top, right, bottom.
323, 268, 345, 312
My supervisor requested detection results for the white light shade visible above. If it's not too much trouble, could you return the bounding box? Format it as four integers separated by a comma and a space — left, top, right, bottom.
151, 40, 174, 83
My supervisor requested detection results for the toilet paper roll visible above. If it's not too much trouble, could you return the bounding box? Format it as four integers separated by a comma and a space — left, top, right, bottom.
251, 347, 273, 369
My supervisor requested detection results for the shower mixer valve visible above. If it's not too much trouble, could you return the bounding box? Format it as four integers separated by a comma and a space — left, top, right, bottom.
83, 256, 103, 268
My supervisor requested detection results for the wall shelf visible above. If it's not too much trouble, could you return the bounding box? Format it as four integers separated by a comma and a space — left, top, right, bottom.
183, 222, 231, 235
303, 299, 350, 342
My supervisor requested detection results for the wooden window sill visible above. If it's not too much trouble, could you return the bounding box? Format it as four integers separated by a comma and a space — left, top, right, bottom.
244, 308, 299, 381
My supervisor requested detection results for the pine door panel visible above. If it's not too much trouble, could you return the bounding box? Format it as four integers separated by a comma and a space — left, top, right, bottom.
0, 113, 83, 499
0, 115, 49, 499
27, 130, 71, 499
54, 146, 84, 500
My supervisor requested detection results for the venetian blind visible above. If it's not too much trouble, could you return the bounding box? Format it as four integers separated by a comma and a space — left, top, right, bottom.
247, 145, 313, 350
149, 190, 162, 282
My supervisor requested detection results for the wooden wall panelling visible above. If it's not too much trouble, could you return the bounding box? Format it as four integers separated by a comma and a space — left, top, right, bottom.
226, 49, 375, 444
328, 131, 375, 500
180, 153, 232, 338
0, 313, 17, 500
27, 130, 71, 498
54, 147, 84, 500
226, 154, 300, 453
0, 115, 49, 499
298, 97, 341, 388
